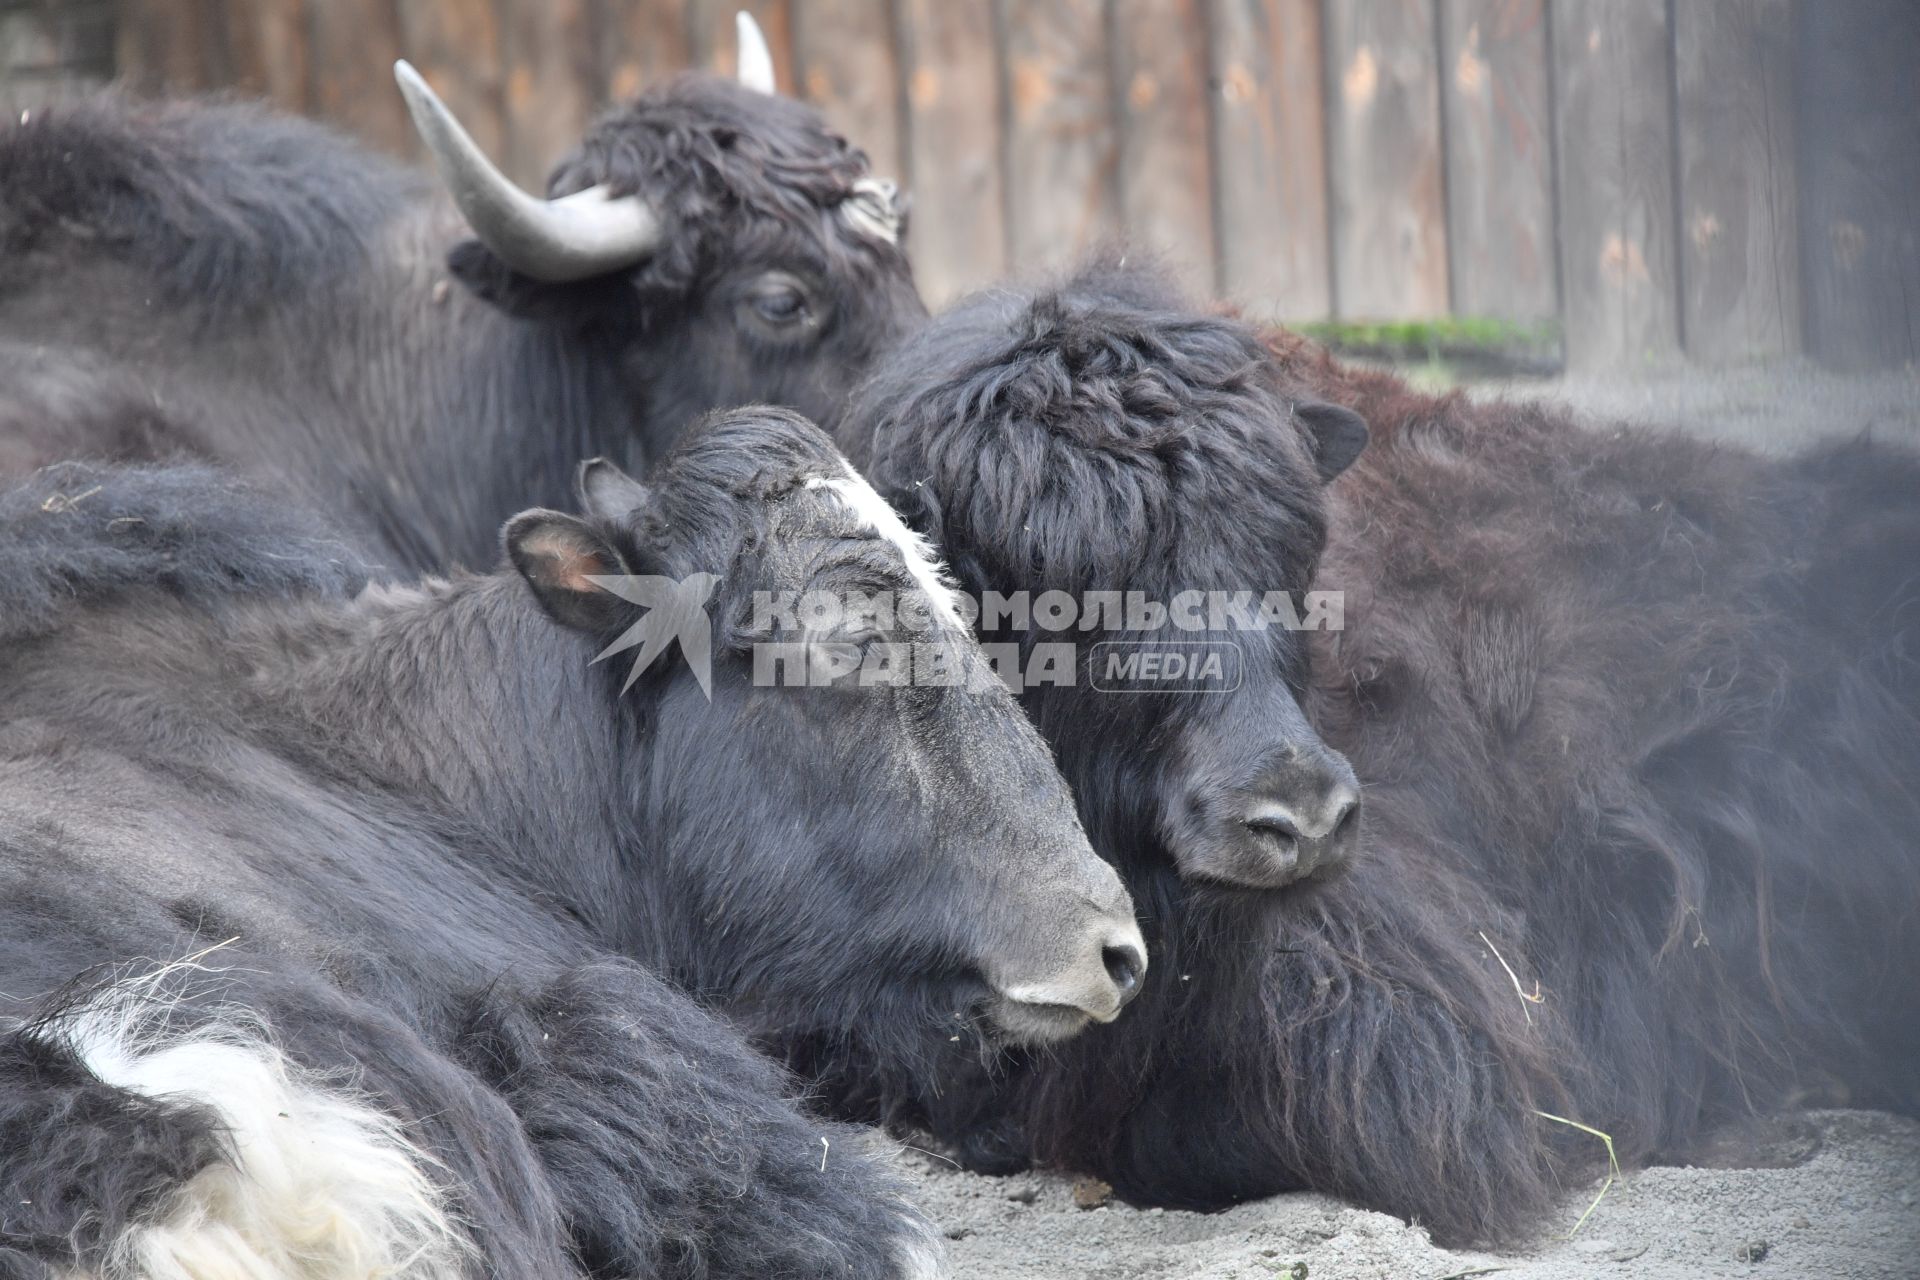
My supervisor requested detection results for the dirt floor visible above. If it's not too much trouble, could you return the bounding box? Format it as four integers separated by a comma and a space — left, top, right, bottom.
894, 360, 1920, 1279
1479, 358, 1920, 452
896, 1109, 1920, 1280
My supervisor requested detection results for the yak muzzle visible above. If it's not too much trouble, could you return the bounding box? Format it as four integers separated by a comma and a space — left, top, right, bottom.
989, 914, 1148, 1044
1173, 742, 1363, 891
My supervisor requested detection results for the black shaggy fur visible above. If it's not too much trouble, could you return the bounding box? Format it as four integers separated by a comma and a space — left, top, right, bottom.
0, 459, 369, 642
838, 262, 1920, 1245
0, 77, 924, 572
0, 94, 410, 310
0, 409, 1124, 1276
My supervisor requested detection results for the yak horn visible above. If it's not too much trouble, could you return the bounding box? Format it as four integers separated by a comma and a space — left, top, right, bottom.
394, 60, 661, 283
735, 12, 777, 94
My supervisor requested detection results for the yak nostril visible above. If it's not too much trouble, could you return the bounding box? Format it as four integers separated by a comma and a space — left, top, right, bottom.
1324, 790, 1361, 853
1103, 943, 1146, 1003
1243, 811, 1301, 844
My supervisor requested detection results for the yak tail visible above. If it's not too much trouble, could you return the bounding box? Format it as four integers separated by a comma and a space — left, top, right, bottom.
0, 960, 470, 1280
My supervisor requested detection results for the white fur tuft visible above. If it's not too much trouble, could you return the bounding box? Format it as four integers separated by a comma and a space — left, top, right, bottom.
807, 469, 965, 629
43, 968, 470, 1280
890, 1213, 949, 1280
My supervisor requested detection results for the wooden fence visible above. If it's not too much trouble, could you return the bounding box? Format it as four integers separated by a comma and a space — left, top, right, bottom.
8, 0, 1918, 370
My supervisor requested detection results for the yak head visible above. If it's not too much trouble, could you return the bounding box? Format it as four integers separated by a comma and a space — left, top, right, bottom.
503, 406, 1145, 1068
846, 260, 1369, 894
397, 17, 924, 452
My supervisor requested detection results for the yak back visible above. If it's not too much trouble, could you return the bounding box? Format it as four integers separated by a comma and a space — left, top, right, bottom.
0, 460, 371, 648
0, 94, 420, 318
1271, 330, 1920, 1153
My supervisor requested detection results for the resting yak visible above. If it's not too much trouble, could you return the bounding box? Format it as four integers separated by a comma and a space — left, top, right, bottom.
836, 260, 1920, 1245
0, 24, 924, 573
0, 407, 1146, 1278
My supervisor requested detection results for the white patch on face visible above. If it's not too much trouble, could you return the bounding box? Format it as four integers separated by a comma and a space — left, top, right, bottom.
43, 968, 471, 1280
841, 177, 901, 245
807, 466, 964, 630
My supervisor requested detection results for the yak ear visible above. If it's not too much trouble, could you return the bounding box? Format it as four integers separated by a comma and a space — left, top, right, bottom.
504, 509, 633, 633
1296, 401, 1369, 482
576, 458, 652, 522
447, 240, 628, 327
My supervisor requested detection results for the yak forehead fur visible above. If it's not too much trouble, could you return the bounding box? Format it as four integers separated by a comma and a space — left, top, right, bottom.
845, 257, 1330, 607
807, 468, 966, 628
547, 73, 908, 298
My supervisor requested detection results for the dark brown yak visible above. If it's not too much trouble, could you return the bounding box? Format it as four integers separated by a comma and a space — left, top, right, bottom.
838, 261, 1920, 1246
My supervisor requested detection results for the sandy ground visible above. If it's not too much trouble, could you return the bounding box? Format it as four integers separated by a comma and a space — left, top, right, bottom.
894, 362, 1920, 1279
1478, 358, 1920, 453
897, 1109, 1920, 1280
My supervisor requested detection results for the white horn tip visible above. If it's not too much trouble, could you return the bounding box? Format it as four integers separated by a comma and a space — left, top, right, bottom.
393, 59, 437, 118
735, 11, 777, 95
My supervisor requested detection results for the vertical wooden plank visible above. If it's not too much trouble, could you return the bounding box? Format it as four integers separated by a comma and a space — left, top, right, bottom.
690, 0, 795, 89
226, 0, 311, 109
1207, 0, 1331, 320
113, 0, 213, 94
1112, 0, 1215, 295
1439, 0, 1554, 319
1324, 0, 1448, 319
999, 0, 1117, 276
0, 0, 116, 116
601, 0, 693, 102
1550, 0, 1679, 369
1672, 0, 1797, 363
792, 0, 903, 180
898, 0, 1004, 306
499, 0, 599, 187
308, 0, 412, 156
1793, 0, 1920, 371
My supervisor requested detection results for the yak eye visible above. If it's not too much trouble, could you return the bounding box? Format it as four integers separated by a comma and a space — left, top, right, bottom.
755, 289, 804, 321
745, 275, 814, 328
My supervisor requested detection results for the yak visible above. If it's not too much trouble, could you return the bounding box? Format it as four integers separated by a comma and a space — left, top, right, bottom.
0, 24, 925, 573
0, 406, 1146, 1278
835, 260, 1920, 1246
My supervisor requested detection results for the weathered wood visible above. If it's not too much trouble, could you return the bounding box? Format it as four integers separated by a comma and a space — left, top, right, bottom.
998, 0, 1117, 275
1438, 0, 1554, 319
0, 0, 115, 74
114, 0, 215, 94
897, 0, 1004, 305
0, 8, 62, 75
1206, 0, 1331, 320
394, 0, 501, 168
307, 0, 411, 156
1550, 0, 1679, 369
498, 0, 597, 187
793, 0, 903, 181
0, 0, 116, 116
1323, 0, 1447, 319
690, 0, 793, 90
600, 0, 691, 102
225, 0, 309, 108
1794, 0, 1920, 371
1671, 0, 1797, 363
1111, 0, 1213, 294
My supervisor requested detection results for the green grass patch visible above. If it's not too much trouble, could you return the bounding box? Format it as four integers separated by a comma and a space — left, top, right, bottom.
1297, 316, 1563, 382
